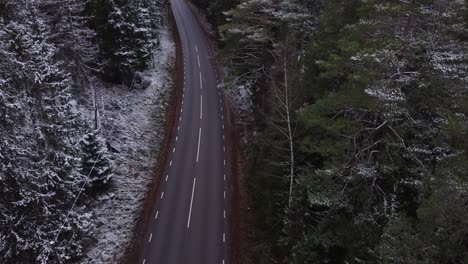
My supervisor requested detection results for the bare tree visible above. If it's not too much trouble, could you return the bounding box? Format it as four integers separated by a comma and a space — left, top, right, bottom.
264, 36, 298, 209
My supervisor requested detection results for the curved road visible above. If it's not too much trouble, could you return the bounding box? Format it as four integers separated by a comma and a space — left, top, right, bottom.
139, 0, 227, 263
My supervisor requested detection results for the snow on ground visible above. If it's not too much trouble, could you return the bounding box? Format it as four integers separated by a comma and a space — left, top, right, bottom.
80, 27, 175, 263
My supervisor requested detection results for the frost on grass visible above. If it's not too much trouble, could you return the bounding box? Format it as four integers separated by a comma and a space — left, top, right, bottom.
80, 28, 174, 263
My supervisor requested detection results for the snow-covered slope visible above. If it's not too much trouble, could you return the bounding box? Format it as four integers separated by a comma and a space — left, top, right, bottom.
81, 28, 174, 263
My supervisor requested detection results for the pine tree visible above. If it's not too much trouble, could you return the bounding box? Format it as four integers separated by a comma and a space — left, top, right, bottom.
0, 2, 92, 262
80, 131, 112, 193
92, 0, 158, 83
38, 0, 99, 81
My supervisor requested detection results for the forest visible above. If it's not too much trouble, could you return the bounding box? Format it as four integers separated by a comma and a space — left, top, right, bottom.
196, 0, 468, 263
2, 0, 468, 263
0, 0, 165, 262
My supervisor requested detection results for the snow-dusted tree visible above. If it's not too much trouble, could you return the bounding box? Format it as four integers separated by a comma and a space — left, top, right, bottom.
0, 2, 93, 262
38, 0, 99, 81
92, 0, 159, 83
80, 131, 113, 193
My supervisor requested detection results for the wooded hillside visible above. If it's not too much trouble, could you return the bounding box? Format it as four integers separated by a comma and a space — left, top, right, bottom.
0, 0, 165, 262
208, 0, 468, 262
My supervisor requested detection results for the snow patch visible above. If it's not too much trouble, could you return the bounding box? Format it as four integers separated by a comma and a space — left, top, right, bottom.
80, 27, 174, 263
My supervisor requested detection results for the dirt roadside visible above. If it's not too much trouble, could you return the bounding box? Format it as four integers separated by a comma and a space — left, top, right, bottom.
121, 6, 184, 264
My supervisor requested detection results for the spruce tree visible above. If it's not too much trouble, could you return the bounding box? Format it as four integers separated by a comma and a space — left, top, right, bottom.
80, 131, 112, 193
0, 1, 92, 262
37, 0, 99, 80
92, 0, 158, 83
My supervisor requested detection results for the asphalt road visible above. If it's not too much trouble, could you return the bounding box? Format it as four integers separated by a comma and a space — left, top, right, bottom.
139, 0, 227, 263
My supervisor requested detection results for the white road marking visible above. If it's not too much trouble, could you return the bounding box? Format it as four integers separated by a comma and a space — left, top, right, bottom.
221, 115, 224, 120
166, 175, 169, 182
195, 45, 198, 54
170, 160, 173, 166
173, 147, 176, 153
176, 136, 178, 141
155, 211, 159, 220
197, 54, 201, 68
223, 233, 225, 243
224, 191, 226, 199
222, 260, 225, 264
223, 146, 225, 152
143, 259, 146, 264
181, 108, 183, 114
224, 160, 226, 166
179, 116, 182, 121
223, 135, 225, 140
161, 192, 164, 199
224, 174, 226, 181
149, 233, 153, 243
200, 95, 203, 120
178, 126, 180, 131
200, 72, 203, 90
187, 178, 197, 229
182, 101, 184, 105
224, 210, 226, 219
196, 127, 202, 163
222, 124, 224, 130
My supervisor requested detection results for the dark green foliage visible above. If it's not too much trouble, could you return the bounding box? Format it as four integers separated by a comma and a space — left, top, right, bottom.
191, 0, 239, 30
220, 0, 468, 263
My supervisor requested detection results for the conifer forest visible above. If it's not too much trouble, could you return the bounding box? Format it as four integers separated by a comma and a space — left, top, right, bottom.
1, 0, 468, 263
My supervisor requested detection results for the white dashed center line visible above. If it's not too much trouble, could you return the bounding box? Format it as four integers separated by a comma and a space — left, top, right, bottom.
200, 72, 203, 90
200, 95, 203, 120
196, 127, 202, 163
187, 178, 197, 229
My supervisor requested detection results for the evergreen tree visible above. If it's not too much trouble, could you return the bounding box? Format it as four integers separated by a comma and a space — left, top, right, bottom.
0, 2, 93, 262
91, 0, 159, 83
220, 0, 468, 262
38, 0, 99, 81
80, 131, 113, 193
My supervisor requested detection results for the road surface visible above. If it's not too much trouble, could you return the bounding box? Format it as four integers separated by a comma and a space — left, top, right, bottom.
139, 0, 227, 263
